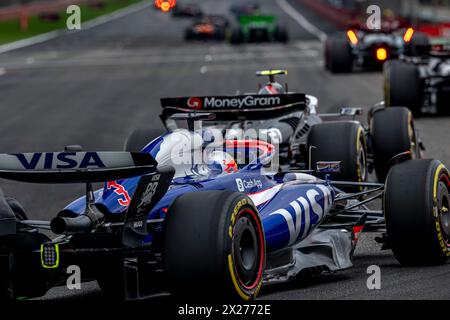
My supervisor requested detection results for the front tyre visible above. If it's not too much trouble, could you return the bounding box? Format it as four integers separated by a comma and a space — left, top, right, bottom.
164, 191, 265, 300
370, 107, 419, 182
307, 121, 368, 192
385, 159, 450, 265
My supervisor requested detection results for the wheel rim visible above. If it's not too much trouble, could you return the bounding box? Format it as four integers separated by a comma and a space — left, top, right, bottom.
357, 139, 367, 183
232, 209, 264, 290
438, 174, 450, 245
408, 113, 418, 158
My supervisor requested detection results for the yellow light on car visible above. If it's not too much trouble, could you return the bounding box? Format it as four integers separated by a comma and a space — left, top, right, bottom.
403, 27, 414, 43
376, 48, 388, 61
347, 30, 358, 45
161, 2, 170, 11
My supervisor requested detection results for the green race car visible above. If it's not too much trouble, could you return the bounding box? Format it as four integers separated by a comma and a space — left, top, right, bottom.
230, 14, 289, 44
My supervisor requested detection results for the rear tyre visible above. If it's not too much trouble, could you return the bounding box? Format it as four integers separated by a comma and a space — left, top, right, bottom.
384, 60, 422, 116
124, 128, 166, 152
230, 27, 244, 44
307, 121, 367, 192
0, 194, 49, 300
5, 197, 27, 221
385, 159, 450, 265
325, 37, 353, 73
184, 28, 195, 41
96, 257, 125, 300
406, 32, 430, 56
164, 191, 265, 300
214, 28, 226, 41
370, 107, 419, 182
274, 25, 288, 43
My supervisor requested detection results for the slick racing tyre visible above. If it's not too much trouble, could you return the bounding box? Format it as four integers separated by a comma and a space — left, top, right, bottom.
406, 32, 430, 56
384, 60, 422, 116
0, 194, 49, 300
325, 37, 353, 73
384, 159, 450, 265
274, 25, 288, 43
164, 191, 265, 300
370, 107, 419, 182
307, 121, 367, 192
124, 128, 166, 152
184, 28, 195, 41
230, 27, 244, 44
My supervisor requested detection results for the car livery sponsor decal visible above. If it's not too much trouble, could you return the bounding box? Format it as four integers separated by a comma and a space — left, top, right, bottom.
236, 178, 263, 192
269, 185, 332, 246
138, 174, 160, 209
200, 96, 281, 109
13, 152, 106, 170
107, 181, 131, 206
187, 97, 202, 110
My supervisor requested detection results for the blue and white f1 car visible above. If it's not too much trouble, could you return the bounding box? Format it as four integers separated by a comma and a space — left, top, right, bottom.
0, 110, 449, 301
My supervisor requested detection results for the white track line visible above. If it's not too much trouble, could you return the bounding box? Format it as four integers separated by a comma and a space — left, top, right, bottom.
0, 1, 149, 55
276, 0, 327, 42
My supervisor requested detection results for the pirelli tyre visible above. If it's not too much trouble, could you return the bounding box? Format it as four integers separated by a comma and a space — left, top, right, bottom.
230, 27, 244, 44
124, 128, 166, 152
384, 60, 422, 116
274, 25, 288, 43
307, 121, 367, 193
184, 27, 195, 41
0, 193, 49, 300
164, 191, 265, 300
325, 37, 353, 73
384, 159, 450, 265
370, 107, 419, 182
406, 32, 430, 56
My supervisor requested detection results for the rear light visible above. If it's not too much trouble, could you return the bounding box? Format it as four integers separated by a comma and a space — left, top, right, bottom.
154, 0, 176, 12
403, 27, 414, 42
161, 2, 170, 11
347, 30, 358, 45
376, 48, 388, 61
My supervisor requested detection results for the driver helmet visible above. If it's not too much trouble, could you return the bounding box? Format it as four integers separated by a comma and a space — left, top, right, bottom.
258, 82, 285, 95
206, 150, 238, 175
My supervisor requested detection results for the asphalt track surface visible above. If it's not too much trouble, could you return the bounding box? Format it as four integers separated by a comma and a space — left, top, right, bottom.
0, 0, 450, 300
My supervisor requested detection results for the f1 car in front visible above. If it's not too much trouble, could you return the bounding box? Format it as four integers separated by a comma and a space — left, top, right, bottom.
184, 15, 230, 42
158, 70, 423, 183
325, 24, 429, 73
384, 39, 450, 116
230, 14, 288, 44
171, 2, 202, 18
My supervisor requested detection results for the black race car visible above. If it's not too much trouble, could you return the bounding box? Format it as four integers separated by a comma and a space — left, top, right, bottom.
184, 15, 230, 41
171, 2, 202, 18
325, 23, 429, 73
384, 40, 450, 116
155, 70, 423, 184
230, 0, 260, 18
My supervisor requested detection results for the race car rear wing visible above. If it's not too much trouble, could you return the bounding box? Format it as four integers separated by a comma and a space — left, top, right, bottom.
160, 93, 307, 123
0, 151, 157, 183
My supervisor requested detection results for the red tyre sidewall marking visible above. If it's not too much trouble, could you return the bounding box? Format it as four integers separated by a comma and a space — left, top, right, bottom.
233, 208, 265, 291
